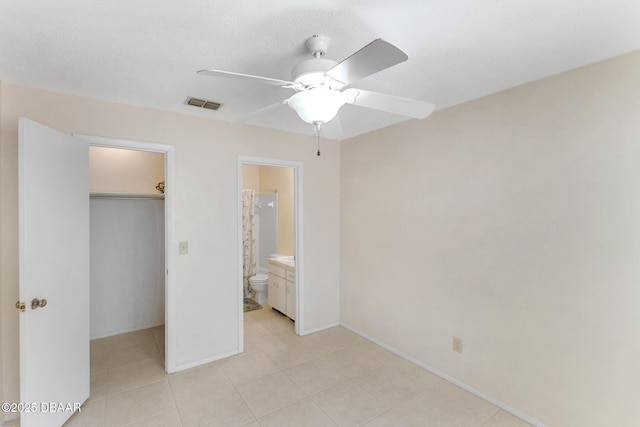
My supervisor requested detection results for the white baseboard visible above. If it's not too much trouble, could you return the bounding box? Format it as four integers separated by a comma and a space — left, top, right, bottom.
90, 322, 165, 340
173, 349, 240, 372
339, 322, 549, 427
300, 321, 340, 336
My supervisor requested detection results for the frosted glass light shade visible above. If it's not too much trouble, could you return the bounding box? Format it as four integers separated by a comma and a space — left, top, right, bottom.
287, 88, 346, 124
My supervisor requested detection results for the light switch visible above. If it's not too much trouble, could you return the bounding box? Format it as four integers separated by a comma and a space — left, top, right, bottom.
179, 241, 188, 254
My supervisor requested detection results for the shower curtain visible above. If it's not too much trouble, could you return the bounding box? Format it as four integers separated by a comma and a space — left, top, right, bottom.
242, 189, 256, 297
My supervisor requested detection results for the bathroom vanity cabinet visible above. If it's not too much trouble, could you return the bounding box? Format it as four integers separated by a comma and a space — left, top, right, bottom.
267, 258, 295, 320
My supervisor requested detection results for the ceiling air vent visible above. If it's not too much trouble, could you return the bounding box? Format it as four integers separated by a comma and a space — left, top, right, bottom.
185, 97, 221, 111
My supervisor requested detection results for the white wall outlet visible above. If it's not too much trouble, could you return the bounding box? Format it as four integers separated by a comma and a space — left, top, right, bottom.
452, 336, 463, 353
179, 241, 188, 254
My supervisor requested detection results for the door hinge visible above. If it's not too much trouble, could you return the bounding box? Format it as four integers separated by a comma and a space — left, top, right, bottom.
15, 300, 26, 312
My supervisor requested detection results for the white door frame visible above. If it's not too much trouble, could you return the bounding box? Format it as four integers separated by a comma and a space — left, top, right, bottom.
75, 135, 177, 373
238, 156, 304, 350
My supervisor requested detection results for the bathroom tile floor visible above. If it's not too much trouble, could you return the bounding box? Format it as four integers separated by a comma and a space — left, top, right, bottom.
6, 305, 534, 427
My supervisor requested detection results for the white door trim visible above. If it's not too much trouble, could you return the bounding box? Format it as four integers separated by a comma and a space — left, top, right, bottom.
74, 134, 177, 373
237, 155, 304, 351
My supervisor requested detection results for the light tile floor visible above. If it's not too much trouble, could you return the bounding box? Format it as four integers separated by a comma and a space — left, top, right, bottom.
7, 305, 534, 426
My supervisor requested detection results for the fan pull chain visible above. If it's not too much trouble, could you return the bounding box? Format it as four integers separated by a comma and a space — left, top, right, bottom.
314, 122, 322, 156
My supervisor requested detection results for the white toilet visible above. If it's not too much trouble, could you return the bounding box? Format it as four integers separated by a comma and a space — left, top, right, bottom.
249, 274, 269, 304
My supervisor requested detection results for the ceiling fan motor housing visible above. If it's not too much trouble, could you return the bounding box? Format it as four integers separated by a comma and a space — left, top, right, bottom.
291, 58, 340, 88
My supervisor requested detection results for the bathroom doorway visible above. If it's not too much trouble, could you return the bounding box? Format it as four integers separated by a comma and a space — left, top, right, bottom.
238, 156, 304, 352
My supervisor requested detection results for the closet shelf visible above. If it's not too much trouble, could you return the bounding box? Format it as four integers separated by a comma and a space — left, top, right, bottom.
90, 192, 165, 200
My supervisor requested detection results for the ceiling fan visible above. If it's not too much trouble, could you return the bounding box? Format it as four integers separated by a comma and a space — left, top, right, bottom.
198, 35, 435, 153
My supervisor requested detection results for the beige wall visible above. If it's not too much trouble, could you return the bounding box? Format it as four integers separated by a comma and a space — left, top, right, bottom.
89, 146, 165, 194
0, 82, 341, 408
340, 50, 640, 427
242, 165, 260, 190
242, 165, 295, 256
258, 166, 295, 256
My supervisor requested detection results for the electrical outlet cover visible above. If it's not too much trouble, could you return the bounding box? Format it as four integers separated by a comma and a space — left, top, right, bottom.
452, 336, 463, 353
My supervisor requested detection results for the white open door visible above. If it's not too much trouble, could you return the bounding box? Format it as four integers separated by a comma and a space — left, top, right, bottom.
18, 118, 90, 426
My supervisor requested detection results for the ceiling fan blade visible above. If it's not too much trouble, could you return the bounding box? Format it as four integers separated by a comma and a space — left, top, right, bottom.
324, 39, 408, 86
343, 88, 435, 119
232, 99, 288, 123
198, 69, 300, 89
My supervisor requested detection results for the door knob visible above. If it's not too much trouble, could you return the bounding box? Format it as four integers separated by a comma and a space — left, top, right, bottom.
31, 298, 47, 310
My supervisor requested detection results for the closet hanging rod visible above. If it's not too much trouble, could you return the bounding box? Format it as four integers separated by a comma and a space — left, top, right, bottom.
90, 192, 165, 200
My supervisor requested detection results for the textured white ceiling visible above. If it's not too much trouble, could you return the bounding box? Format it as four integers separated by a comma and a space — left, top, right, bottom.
1, 0, 639, 140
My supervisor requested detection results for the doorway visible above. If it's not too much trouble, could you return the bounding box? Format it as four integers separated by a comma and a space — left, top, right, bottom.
89, 146, 164, 336
237, 156, 304, 352
77, 134, 176, 373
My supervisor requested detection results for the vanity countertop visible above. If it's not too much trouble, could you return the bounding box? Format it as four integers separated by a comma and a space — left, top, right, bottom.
267, 256, 295, 269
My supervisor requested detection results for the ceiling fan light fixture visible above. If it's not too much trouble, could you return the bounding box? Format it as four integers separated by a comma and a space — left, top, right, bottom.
287, 88, 346, 124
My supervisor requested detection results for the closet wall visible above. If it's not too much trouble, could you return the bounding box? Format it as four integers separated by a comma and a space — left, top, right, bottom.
89, 147, 166, 338
90, 146, 165, 194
